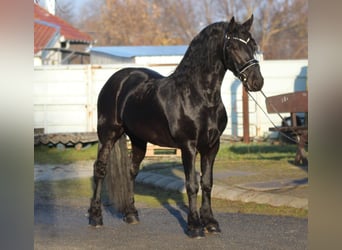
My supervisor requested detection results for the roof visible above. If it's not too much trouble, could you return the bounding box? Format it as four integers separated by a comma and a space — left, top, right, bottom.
91, 45, 188, 58
34, 20, 60, 54
34, 3, 93, 51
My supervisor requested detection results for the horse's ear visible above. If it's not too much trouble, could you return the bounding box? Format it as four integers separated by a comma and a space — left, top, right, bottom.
228, 16, 235, 32
243, 14, 254, 31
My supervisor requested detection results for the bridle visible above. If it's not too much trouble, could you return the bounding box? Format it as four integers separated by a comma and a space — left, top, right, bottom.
222, 31, 302, 145
223, 34, 260, 87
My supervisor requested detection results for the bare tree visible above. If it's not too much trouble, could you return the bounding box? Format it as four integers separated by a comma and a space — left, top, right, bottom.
255, 0, 308, 59
152, 0, 199, 42
55, 0, 75, 24
79, 0, 186, 46
73, 0, 307, 59
202, 0, 307, 59
73, 0, 105, 44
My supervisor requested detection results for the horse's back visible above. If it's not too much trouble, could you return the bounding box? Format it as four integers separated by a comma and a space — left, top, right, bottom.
99, 67, 163, 99
97, 67, 163, 114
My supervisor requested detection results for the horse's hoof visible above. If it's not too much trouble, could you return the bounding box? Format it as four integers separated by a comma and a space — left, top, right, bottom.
123, 214, 140, 225
204, 224, 221, 234
88, 218, 103, 227
88, 224, 103, 229
187, 228, 205, 239
88, 220, 103, 227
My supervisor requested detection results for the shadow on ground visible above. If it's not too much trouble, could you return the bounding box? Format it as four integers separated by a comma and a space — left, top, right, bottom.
102, 161, 190, 235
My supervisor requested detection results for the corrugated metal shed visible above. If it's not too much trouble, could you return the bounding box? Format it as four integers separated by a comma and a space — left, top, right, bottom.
90, 45, 188, 65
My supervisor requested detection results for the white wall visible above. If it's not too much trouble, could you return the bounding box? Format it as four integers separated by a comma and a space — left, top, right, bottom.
34, 65, 90, 133
34, 60, 307, 136
134, 55, 184, 65
221, 59, 307, 137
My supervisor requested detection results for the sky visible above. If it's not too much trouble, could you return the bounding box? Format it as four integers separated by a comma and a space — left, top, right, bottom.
37, 0, 87, 16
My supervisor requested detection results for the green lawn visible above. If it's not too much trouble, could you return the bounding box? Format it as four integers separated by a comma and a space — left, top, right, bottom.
34, 141, 299, 165
34, 143, 98, 165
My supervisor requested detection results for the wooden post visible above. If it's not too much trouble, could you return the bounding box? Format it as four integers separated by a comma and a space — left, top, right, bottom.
242, 87, 250, 143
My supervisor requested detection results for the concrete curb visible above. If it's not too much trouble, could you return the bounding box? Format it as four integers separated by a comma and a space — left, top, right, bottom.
136, 172, 308, 209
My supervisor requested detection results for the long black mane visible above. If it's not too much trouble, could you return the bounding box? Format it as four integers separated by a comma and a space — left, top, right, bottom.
172, 22, 228, 80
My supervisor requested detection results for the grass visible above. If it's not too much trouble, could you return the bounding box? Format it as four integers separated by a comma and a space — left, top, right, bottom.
35, 177, 93, 200
34, 141, 298, 165
216, 142, 298, 161
34, 143, 98, 165
35, 177, 307, 218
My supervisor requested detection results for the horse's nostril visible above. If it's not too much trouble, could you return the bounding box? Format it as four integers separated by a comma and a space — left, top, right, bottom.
249, 80, 263, 91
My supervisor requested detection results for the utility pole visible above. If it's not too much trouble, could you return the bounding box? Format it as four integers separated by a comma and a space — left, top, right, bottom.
242, 87, 250, 143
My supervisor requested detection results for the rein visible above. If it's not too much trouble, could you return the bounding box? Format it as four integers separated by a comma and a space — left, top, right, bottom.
222, 32, 300, 143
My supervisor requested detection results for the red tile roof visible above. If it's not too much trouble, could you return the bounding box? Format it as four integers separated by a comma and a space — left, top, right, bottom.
34, 21, 59, 54
34, 3, 93, 54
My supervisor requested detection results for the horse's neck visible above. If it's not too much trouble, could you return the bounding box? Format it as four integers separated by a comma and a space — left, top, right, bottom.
174, 54, 226, 90
170, 53, 226, 108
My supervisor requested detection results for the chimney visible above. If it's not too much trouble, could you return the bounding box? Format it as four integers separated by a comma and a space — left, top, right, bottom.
38, 0, 56, 15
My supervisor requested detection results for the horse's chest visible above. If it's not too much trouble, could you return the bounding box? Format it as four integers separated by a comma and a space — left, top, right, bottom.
181, 113, 224, 149
200, 112, 218, 129
201, 103, 226, 126
185, 104, 225, 145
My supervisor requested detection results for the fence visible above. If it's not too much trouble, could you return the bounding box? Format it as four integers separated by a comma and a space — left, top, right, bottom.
33, 60, 307, 138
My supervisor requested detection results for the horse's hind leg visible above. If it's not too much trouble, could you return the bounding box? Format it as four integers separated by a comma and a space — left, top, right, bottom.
88, 125, 123, 227
123, 138, 147, 224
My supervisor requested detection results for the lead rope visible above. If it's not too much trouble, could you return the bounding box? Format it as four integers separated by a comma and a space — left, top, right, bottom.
247, 90, 305, 145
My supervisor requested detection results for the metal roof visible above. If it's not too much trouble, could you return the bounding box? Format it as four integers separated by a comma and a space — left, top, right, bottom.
91, 45, 188, 58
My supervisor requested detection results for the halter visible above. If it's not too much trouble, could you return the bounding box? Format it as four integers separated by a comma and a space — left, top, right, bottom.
223, 34, 260, 85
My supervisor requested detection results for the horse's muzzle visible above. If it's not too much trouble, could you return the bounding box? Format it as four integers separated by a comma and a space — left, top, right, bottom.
248, 77, 264, 92
243, 68, 264, 92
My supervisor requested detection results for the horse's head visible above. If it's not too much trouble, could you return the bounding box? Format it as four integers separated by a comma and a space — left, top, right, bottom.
223, 15, 264, 92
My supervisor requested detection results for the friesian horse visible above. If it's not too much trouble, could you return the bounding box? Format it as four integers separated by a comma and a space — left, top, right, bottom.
88, 15, 264, 238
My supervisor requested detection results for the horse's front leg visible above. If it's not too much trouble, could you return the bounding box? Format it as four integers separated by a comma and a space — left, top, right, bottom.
181, 142, 203, 238
200, 141, 221, 234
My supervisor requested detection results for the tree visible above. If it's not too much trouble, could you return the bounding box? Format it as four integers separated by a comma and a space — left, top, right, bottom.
78, 0, 185, 46
255, 0, 308, 59
55, 0, 75, 24
74, 0, 307, 59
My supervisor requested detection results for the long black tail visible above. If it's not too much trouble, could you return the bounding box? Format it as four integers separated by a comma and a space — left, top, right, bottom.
105, 134, 131, 213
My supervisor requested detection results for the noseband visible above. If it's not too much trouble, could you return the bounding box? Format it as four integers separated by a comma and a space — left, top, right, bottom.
237, 58, 259, 82
223, 34, 259, 86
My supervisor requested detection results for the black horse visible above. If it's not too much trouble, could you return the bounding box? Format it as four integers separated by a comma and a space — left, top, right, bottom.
88, 15, 264, 238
